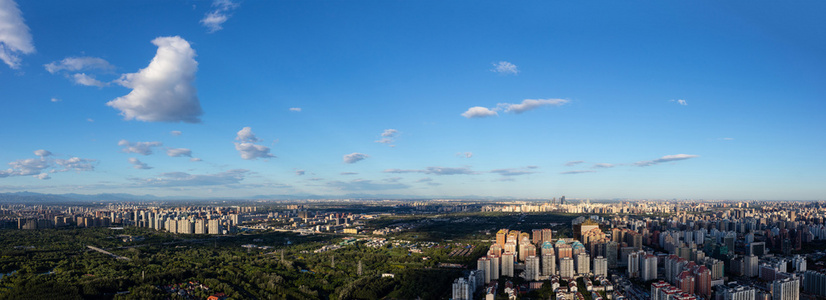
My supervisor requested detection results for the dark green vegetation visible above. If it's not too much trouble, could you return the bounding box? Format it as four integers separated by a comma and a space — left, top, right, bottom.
0, 212, 577, 299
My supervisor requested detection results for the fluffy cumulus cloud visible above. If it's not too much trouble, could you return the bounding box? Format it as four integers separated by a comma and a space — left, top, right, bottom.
107, 36, 203, 123
491, 61, 518, 75
326, 179, 409, 191
34, 149, 52, 158
166, 148, 192, 157
0, 0, 35, 69
118, 140, 162, 155
343, 153, 369, 164
234, 127, 274, 160
44, 56, 114, 74
128, 158, 152, 170
375, 129, 399, 145
0, 151, 96, 180
463, 99, 568, 118
635, 154, 699, 167
289, 107, 301, 112
384, 166, 477, 175
133, 169, 248, 187
200, 0, 239, 33
461, 106, 498, 118
560, 170, 595, 175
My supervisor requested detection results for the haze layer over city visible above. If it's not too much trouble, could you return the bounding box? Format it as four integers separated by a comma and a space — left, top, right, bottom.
1, 1, 825, 300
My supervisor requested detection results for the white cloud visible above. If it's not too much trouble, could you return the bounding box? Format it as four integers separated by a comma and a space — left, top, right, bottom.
234, 127, 274, 160
295, 169, 305, 176
53, 157, 96, 172
457, 152, 473, 158
7, 158, 49, 176
190, 157, 202, 162
490, 167, 538, 176
170, 130, 182, 136
118, 140, 163, 155
34, 149, 52, 158
166, 148, 192, 157
375, 129, 399, 145
50, 97, 60, 102
86, 118, 94, 122
289, 107, 302, 112
384, 166, 477, 175
634, 154, 699, 167
200, 0, 239, 33
340, 172, 358, 175
564, 160, 584, 167
128, 158, 152, 170
107, 36, 202, 123
593, 163, 614, 168
235, 126, 260, 142
0, 0, 35, 69
235, 142, 274, 160
501, 98, 569, 113
560, 170, 595, 175
44, 56, 114, 74
133, 169, 248, 187
461, 106, 498, 118
491, 61, 518, 75
72, 73, 107, 87
671, 99, 687, 106
718, 137, 734, 141
35, 173, 50, 180
343, 153, 369, 164
381, 129, 398, 137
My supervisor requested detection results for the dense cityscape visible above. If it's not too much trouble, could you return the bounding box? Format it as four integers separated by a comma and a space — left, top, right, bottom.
2, 197, 826, 299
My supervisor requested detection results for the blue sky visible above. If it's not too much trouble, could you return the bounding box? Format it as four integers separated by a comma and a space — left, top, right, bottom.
1, 0, 824, 200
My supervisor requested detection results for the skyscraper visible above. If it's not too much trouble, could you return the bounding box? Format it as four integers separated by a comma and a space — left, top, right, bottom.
576, 252, 590, 275
593, 256, 608, 278
560, 257, 574, 279
542, 253, 556, 276
525, 255, 540, 281
771, 277, 799, 300
478, 257, 491, 284
642, 254, 657, 281
501, 252, 515, 277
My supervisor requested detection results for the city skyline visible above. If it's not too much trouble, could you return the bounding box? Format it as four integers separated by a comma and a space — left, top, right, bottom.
1, 1, 825, 200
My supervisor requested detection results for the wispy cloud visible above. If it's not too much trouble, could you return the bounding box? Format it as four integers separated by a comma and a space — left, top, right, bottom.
490, 167, 539, 176
718, 137, 734, 141
0, 0, 35, 69
50, 98, 60, 102
166, 148, 192, 157
289, 107, 302, 112
170, 131, 182, 136
634, 154, 698, 167
200, 0, 239, 33
592, 163, 614, 168
340, 172, 358, 176
128, 158, 152, 170
457, 152, 473, 158
295, 169, 305, 176
118, 140, 162, 155
133, 169, 249, 187
375, 129, 399, 145
560, 170, 595, 175
234, 127, 274, 160
384, 166, 478, 175
44, 56, 114, 74
72, 73, 107, 87
107, 36, 202, 123
670, 99, 687, 106
491, 61, 518, 75
343, 153, 369, 164
564, 160, 584, 167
